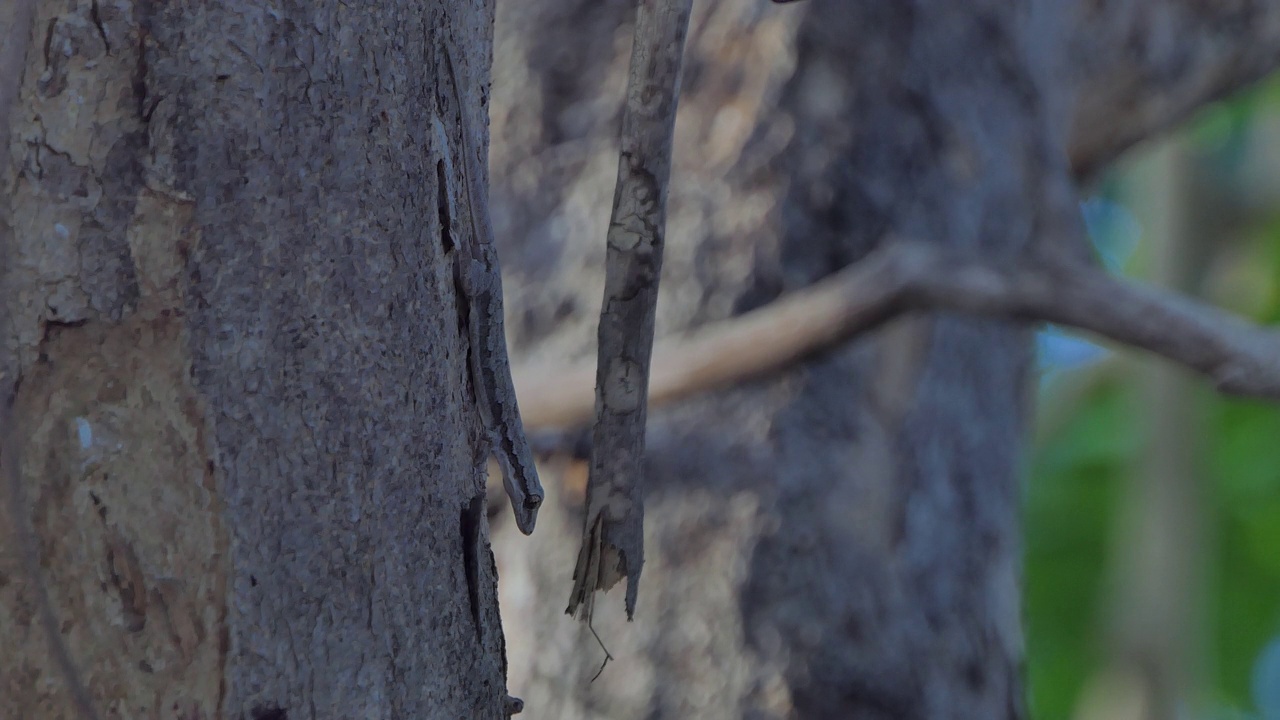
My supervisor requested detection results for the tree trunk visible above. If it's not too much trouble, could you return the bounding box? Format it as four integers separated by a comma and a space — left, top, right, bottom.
488, 1, 1280, 718
2, 2, 513, 717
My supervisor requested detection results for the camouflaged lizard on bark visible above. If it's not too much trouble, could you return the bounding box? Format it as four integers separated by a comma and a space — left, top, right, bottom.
438, 46, 544, 535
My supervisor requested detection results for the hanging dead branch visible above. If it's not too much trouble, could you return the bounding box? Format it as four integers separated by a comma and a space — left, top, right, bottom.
566, 0, 693, 623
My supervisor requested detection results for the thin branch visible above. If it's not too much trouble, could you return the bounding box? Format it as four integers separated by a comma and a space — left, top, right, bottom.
566, 0, 693, 623
516, 239, 1280, 435
926, 248, 1280, 400
515, 241, 913, 429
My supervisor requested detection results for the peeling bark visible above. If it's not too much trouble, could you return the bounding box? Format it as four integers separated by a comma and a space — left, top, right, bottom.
2, 1, 515, 717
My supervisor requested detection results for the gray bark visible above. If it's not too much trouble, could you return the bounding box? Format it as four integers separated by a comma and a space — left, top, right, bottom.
489, 1, 1280, 718
2, 1, 512, 717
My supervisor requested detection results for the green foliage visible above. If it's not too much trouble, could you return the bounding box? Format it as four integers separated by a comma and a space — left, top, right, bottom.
1025, 379, 1134, 719
1024, 75, 1280, 719
1207, 399, 1280, 709
1026, 357, 1280, 719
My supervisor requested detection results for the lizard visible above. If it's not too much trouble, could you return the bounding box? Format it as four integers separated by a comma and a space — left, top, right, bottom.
438, 45, 544, 535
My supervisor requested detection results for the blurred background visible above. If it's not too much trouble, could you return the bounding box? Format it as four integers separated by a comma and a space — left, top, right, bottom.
1027, 77, 1280, 720
484, 2, 1280, 718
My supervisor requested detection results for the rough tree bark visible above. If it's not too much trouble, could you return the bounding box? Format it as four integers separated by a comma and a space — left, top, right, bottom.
1, 1, 517, 717
488, 1, 1280, 719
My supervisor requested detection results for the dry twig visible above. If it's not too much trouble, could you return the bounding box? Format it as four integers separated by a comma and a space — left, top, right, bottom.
566, 0, 693, 622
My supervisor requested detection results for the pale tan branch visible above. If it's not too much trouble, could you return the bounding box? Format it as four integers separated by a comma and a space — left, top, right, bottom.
514, 243, 914, 429
516, 240, 1280, 432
